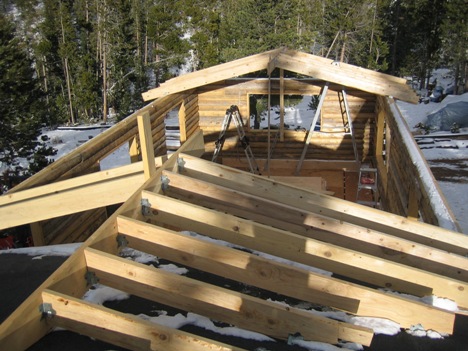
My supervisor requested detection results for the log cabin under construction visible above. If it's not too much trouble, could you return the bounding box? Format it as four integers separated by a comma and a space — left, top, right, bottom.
1, 48, 467, 350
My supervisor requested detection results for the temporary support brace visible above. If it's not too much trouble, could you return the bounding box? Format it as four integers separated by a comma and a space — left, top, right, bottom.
212, 105, 260, 174
338, 89, 359, 162
295, 82, 329, 175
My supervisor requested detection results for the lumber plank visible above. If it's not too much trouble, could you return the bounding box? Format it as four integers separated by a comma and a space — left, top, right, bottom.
142, 49, 282, 100
42, 289, 245, 351
9, 92, 189, 192
0, 157, 165, 207
180, 154, 468, 257
0, 172, 144, 230
156, 172, 468, 307
162, 163, 468, 281
116, 214, 456, 333
84, 247, 373, 345
275, 50, 418, 104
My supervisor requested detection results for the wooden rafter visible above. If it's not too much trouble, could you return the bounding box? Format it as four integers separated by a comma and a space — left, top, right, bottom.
142, 49, 283, 101
116, 203, 455, 333
2, 132, 467, 350
0, 157, 165, 230
158, 169, 468, 307
141, 48, 418, 103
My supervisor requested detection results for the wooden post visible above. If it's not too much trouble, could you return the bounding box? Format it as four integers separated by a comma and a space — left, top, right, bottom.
128, 136, 140, 163
30, 222, 45, 246
178, 101, 187, 143
137, 112, 156, 180
375, 107, 385, 156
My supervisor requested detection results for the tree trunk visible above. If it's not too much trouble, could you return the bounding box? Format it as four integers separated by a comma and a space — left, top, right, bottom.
60, 3, 75, 125
102, 36, 108, 123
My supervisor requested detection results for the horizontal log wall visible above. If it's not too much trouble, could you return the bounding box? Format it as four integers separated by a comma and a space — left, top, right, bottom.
197, 79, 376, 161
375, 96, 459, 230
179, 94, 200, 143
8, 93, 190, 245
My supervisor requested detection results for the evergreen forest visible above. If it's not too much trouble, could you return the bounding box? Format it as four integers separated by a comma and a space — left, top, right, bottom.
0, 0, 467, 183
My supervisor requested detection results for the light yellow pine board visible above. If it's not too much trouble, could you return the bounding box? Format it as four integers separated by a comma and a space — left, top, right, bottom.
117, 215, 360, 313
178, 100, 188, 143
142, 49, 283, 100
163, 164, 468, 282
0, 132, 206, 350
84, 247, 373, 346
148, 188, 430, 297
180, 153, 468, 257
42, 289, 245, 351
137, 112, 157, 180
0, 157, 165, 207
221, 157, 360, 172
275, 50, 418, 103
0, 172, 144, 230
116, 214, 455, 333
156, 173, 468, 307
29, 222, 46, 246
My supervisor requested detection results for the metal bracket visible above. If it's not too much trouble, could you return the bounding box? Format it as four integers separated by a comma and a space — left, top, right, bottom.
161, 175, 170, 192
116, 234, 129, 249
177, 157, 186, 172
39, 303, 56, 320
141, 198, 152, 216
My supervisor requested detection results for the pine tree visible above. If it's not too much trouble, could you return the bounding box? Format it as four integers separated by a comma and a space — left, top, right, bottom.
441, 0, 468, 94
0, 13, 55, 187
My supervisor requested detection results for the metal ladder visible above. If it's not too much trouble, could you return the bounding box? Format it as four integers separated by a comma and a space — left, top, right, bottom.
356, 166, 380, 208
212, 105, 260, 174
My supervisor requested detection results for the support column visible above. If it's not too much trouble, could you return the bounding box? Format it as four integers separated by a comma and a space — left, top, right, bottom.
137, 112, 156, 180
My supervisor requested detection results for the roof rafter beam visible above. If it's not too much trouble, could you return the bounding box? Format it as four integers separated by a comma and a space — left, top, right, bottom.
158, 170, 468, 308
142, 49, 283, 101
0, 157, 168, 230
84, 247, 373, 345
275, 50, 419, 103
116, 211, 455, 333
42, 289, 245, 351
178, 154, 468, 256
